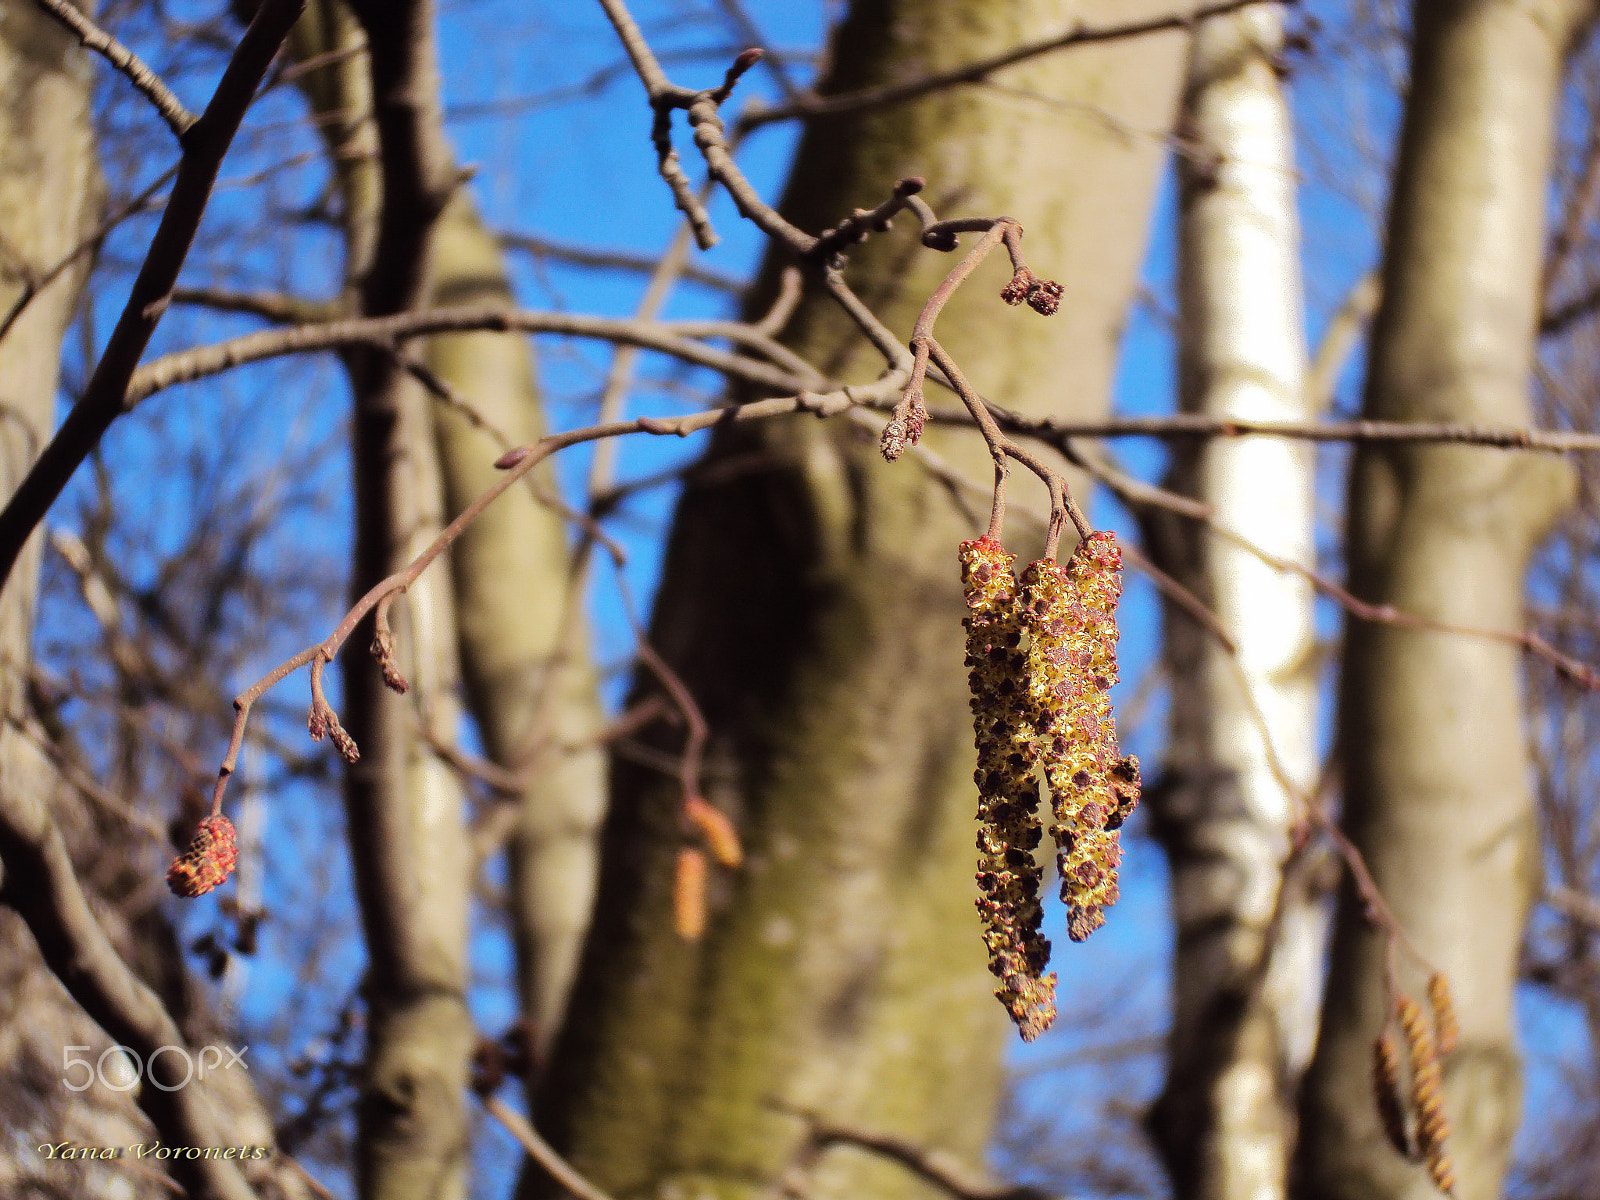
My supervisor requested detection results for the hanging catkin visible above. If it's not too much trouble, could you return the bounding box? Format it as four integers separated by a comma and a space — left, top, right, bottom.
960, 536, 1056, 1040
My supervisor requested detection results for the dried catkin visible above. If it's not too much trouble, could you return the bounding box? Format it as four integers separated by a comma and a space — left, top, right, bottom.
960, 537, 1056, 1040
1427, 973, 1459, 1057
1372, 1032, 1413, 1158
1023, 532, 1133, 942
1400, 995, 1456, 1195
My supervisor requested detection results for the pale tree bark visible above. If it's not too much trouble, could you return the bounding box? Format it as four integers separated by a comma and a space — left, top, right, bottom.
529, 3, 1187, 1199
0, 15, 155, 1193
1299, 4, 1595, 1200
1143, 8, 1323, 1200
424, 195, 608, 1050
290, 0, 608, 1058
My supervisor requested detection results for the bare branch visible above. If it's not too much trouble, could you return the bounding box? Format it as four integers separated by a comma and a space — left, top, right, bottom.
127, 305, 826, 404
479, 1094, 618, 1200
777, 1107, 1056, 1200
0, 0, 306, 595
33, 0, 198, 138
498, 229, 745, 293
170, 284, 340, 324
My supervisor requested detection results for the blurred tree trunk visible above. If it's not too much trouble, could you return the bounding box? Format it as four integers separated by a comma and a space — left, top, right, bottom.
308, 2, 476, 1195
529, 3, 1186, 1199
1143, 8, 1323, 1200
293, 0, 607, 1060
423, 195, 608, 1050
1299, 3, 1594, 1200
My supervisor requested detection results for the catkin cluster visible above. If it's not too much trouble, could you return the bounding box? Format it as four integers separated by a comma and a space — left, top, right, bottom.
961, 537, 1056, 1041
961, 531, 1139, 1037
1371, 973, 1459, 1196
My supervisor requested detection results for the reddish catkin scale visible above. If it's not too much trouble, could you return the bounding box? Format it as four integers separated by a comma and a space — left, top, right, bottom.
960, 537, 1056, 1040
167, 814, 239, 898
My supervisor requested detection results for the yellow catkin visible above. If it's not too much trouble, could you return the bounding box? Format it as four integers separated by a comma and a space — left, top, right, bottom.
1400, 996, 1455, 1195
1023, 532, 1134, 942
1427, 973, 1459, 1057
685, 795, 743, 868
961, 537, 1056, 1039
672, 847, 708, 941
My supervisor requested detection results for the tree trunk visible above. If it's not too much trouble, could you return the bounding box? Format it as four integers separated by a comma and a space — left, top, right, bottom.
1299, 4, 1592, 1200
334, 4, 475, 1196
423, 193, 608, 1049
530, 3, 1186, 1198
1144, 8, 1324, 1200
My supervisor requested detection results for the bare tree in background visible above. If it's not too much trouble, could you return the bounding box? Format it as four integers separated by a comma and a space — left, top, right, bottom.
1144, 7, 1324, 1200
1301, 4, 1597, 1200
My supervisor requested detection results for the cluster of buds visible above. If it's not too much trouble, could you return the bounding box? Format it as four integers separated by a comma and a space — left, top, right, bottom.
167, 813, 239, 898
961, 531, 1139, 1038
999, 268, 1064, 317
1372, 973, 1459, 1195
961, 537, 1056, 1040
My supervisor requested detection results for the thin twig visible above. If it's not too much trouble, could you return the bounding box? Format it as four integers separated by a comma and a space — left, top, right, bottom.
0, 163, 179, 344
33, 0, 198, 138
205, 380, 902, 813
480, 1094, 618, 1200
126, 305, 825, 406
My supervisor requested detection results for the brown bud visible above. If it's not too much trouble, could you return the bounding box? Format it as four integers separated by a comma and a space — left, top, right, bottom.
372, 629, 410, 695
1026, 279, 1064, 316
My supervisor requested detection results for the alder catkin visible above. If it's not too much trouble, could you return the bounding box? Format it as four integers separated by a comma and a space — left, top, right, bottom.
961, 537, 1056, 1040
1428, 972, 1459, 1057
1400, 995, 1456, 1195
672, 846, 708, 941
1022, 532, 1133, 942
167, 814, 239, 898
1372, 1032, 1413, 1159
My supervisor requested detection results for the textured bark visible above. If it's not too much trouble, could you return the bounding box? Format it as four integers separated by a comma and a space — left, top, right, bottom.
1298, 4, 1593, 1200
1143, 9, 1323, 1200
529, 3, 1186, 1199
424, 194, 607, 1048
